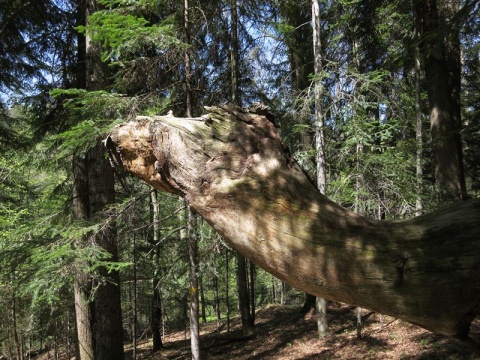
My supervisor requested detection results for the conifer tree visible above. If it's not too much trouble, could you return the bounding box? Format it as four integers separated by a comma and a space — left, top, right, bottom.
72, 1, 124, 359
417, 0, 468, 201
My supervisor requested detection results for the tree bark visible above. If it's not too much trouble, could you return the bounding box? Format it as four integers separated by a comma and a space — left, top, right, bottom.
74, 1, 124, 359
249, 260, 256, 324
11, 293, 22, 360
200, 275, 207, 324
300, 293, 316, 314
312, 0, 328, 340
236, 253, 254, 336
188, 207, 200, 360
225, 248, 231, 333
414, 12, 424, 216
72, 154, 95, 360
87, 143, 125, 360
213, 275, 221, 331
132, 233, 137, 359
150, 188, 163, 351
418, 0, 467, 201
229, 0, 254, 336
184, 1, 200, 358
230, 0, 240, 107
105, 105, 480, 338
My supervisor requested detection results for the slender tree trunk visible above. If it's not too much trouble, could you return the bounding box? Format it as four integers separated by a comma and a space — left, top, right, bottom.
230, 0, 240, 107
132, 233, 138, 359
280, 281, 285, 305
235, 243, 253, 331
151, 279, 163, 351
73, 155, 94, 360
184, 2, 200, 357
230, 0, 254, 336
53, 320, 58, 360
213, 276, 221, 331
12, 294, 22, 360
249, 261, 256, 324
312, 0, 328, 340
150, 188, 163, 351
414, 14, 424, 216
236, 254, 254, 336
188, 207, 200, 360
74, 277, 94, 360
71, 27, 90, 353
356, 307, 363, 339
7, 322, 13, 360
354, 139, 365, 339
200, 275, 207, 324
66, 309, 71, 360
73, 304, 80, 359
184, 0, 192, 117
270, 276, 275, 304
225, 249, 230, 333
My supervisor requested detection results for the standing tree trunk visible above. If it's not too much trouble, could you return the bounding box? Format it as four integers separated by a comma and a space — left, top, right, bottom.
132, 233, 138, 359
225, 248, 231, 333
73, 155, 94, 360
188, 208, 200, 360
236, 253, 254, 336
354, 140, 365, 339
73, 1, 124, 359
86, 143, 124, 360
184, 2, 200, 357
11, 293, 22, 360
150, 188, 163, 351
230, 0, 254, 337
213, 275, 221, 331
200, 275, 207, 324
300, 293, 316, 314
279, 0, 316, 311
414, 9, 424, 216
312, 0, 328, 340
150, 263, 163, 352
230, 0, 240, 107
151, 282, 163, 351
418, 0, 467, 201
106, 105, 480, 340
249, 261, 256, 324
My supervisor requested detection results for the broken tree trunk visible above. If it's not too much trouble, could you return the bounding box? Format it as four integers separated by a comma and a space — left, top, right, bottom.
105, 105, 480, 338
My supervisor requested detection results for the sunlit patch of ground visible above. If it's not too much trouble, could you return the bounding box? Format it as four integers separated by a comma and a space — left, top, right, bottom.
34, 303, 480, 359
126, 303, 480, 359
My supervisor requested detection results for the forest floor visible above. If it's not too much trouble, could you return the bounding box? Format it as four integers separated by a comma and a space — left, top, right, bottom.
35, 302, 480, 359
124, 303, 480, 360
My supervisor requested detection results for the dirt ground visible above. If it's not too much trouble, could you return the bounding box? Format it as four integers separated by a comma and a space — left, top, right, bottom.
124, 303, 480, 359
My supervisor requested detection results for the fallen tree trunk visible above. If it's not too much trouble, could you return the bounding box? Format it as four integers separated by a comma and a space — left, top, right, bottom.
105, 105, 480, 338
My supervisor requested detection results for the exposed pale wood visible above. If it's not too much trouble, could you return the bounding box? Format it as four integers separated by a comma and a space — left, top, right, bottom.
106, 105, 480, 337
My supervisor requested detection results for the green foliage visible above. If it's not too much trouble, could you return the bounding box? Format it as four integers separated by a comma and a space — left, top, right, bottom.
47, 89, 134, 156
273, 22, 295, 37
79, 11, 183, 62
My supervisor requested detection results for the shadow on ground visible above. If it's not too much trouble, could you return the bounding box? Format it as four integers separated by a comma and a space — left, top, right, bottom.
124, 302, 480, 360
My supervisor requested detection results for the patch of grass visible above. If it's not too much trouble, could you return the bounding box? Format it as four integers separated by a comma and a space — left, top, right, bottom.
420, 338, 429, 347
